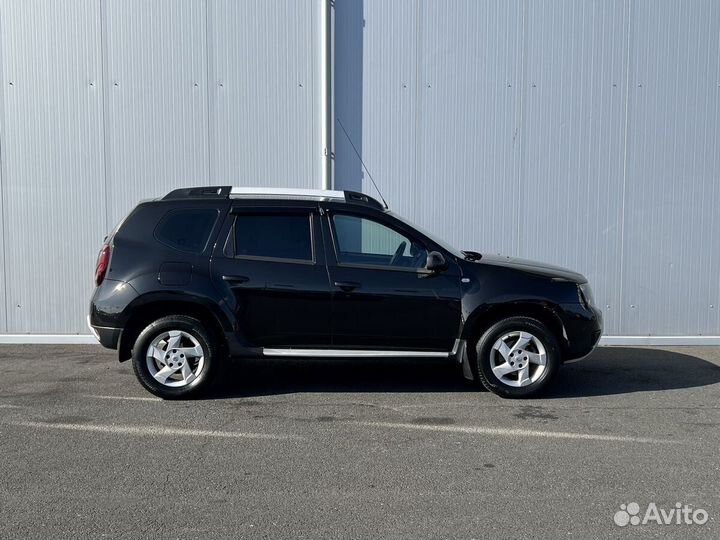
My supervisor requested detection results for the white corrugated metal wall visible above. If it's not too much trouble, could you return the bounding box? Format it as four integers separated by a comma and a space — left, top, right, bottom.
0, 0, 321, 334
0, 0, 718, 338
334, 0, 720, 338
0, 0, 106, 334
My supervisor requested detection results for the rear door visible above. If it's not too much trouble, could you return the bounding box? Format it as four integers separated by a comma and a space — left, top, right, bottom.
211, 203, 332, 348
322, 205, 462, 351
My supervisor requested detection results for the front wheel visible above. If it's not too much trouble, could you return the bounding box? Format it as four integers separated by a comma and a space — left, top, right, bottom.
473, 316, 561, 398
131, 315, 218, 399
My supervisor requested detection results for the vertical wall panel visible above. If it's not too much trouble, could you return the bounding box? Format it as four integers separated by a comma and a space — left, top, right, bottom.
0, 0, 105, 333
105, 0, 209, 227
416, 0, 523, 254
0, 24, 6, 333
521, 0, 629, 334
336, 0, 524, 251
0, 139, 6, 333
335, 0, 419, 219
211, 0, 316, 188
0, 182, 5, 333
621, 0, 720, 335
335, 0, 720, 337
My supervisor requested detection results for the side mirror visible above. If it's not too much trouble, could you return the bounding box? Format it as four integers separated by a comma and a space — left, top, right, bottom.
425, 251, 448, 272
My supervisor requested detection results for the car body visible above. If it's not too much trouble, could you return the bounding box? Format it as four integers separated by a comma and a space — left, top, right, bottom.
89, 186, 602, 398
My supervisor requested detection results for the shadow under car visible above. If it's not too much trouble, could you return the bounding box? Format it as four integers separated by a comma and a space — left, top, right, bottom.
205, 347, 720, 400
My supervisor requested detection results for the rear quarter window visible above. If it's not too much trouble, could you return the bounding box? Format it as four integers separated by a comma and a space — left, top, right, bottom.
154, 208, 219, 253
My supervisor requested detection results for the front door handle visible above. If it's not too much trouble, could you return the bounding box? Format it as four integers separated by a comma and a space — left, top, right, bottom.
222, 275, 249, 285
334, 280, 360, 292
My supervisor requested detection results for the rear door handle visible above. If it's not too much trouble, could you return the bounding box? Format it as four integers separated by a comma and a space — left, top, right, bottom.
222, 275, 249, 285
334, 281, 360, 292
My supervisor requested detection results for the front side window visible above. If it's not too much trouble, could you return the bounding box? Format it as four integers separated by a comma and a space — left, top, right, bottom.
233, 213, 313, 262
155, 208, 219, 253
332, 213, 427, 269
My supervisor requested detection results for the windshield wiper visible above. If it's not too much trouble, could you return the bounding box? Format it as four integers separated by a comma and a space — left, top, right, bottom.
462, 250, 483, 261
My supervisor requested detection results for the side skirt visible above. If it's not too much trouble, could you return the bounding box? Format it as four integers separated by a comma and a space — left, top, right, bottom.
262, 348, 450, 358
263, 339, 465, 360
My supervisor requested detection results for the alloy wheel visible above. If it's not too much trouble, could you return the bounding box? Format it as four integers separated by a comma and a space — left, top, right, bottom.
489, 331, 547, 387
145, 330, 205, 387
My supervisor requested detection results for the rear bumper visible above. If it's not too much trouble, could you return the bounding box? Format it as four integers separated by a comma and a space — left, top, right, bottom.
87, 315, 121, 349
560, 304, 603, 360
88, 278, 137, 350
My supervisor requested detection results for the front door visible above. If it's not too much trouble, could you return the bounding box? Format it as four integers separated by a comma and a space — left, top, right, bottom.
211, 205, 332, 348
323, 208, 461, 351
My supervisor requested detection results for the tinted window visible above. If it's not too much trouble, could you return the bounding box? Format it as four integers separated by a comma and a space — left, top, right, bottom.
234, 213, 313, 261
332, 214, 426, 268
155, 209, 218, 253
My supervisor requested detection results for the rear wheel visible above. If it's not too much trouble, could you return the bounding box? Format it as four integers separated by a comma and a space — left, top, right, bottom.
473, 316, 560, 398
131, 315, 218, 399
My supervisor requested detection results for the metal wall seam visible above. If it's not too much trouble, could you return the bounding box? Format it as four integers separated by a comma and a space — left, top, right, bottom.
514, 0, 530, 258
319, 0, 331, 189
99, 0, 111, 233
616, 0, 633, 335
412, 0, 423, 222
311, 0, 319, 188
0, 0, 7, 332
205, 0, 214, 186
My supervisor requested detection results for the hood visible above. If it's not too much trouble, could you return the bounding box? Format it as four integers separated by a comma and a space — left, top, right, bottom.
475, 253, 587, 283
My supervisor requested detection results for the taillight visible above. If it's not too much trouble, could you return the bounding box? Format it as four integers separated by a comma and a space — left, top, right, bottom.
95, 245, 111, 286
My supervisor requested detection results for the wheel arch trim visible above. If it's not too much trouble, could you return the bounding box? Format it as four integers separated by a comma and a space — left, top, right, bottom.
117, 293, 232, 362
459, 301, 569, 380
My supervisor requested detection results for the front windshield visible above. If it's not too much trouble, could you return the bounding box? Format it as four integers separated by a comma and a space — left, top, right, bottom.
388, 211, 466, 260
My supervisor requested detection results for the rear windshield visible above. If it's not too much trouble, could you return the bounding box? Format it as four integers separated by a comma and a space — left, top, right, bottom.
154, 208, 219, 253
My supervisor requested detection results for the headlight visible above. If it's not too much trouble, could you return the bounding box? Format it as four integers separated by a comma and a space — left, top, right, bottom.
578, 282, 595, 308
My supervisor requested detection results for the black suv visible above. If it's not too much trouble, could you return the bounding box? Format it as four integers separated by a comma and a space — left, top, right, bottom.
89, 186, 602, 399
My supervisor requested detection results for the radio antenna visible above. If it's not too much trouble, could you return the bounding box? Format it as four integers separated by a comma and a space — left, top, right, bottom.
336, 118, 388, 209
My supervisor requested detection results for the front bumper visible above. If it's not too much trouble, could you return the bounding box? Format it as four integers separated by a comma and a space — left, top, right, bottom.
560, 304, 603, 360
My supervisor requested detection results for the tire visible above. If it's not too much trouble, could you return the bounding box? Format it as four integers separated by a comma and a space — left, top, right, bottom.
131, 315, 219, 399
473, 316, 561, 398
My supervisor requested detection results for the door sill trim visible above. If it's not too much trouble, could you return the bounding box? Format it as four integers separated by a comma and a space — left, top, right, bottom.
262, 348, 451, 358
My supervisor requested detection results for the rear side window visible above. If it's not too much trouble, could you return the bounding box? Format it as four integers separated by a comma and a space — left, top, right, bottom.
155, 209, 218, 253
233, 213, 313, 262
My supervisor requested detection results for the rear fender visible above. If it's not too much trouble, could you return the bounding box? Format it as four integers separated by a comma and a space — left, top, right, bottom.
117, 292, 235, 361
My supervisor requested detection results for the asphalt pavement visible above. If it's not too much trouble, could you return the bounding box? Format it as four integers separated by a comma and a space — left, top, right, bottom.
1, 344, 719, 539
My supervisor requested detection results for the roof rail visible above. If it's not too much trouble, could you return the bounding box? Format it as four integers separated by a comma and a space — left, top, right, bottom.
230, 187, 344, 200
343, 190, 385, 210
230, 187, 385, 209
161, 186, 386, 209
162, 186, 231, 200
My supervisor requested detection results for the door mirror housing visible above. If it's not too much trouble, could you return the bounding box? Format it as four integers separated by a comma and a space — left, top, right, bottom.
425, 251, 448, 272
